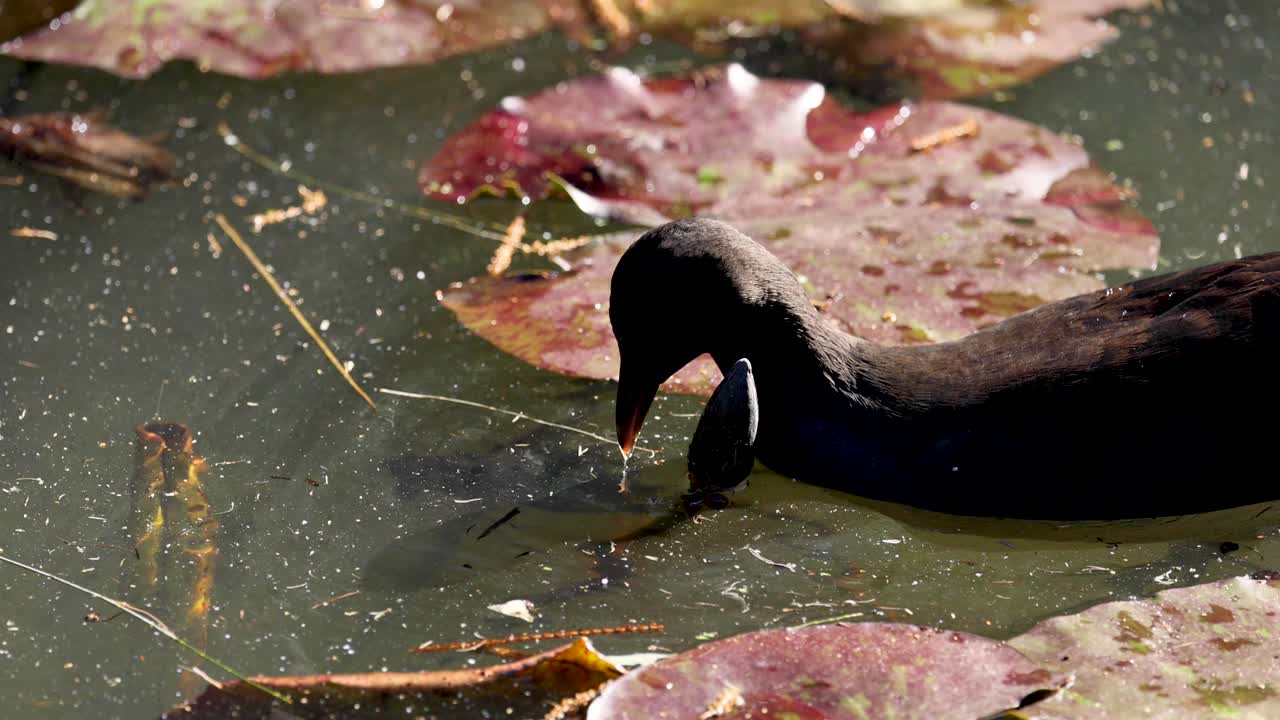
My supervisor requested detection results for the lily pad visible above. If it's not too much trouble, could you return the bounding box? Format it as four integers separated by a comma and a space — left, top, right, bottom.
1010, 574, 1280, 719
587, 575, 1280, 719
587, 623, 1062, 720
2, 0, 1148, 97
428, 64, 1158, 395
596, 0, 1152, 99
0, 0, 554, 79
806, 0, 1154, 99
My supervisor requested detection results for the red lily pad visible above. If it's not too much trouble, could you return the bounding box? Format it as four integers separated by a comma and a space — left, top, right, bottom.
1010, 574, 1280, 718
429, 64, 1158, 395
2, 1, 1148, 96
587, 623, 1061, 720
0, 0, 555, 79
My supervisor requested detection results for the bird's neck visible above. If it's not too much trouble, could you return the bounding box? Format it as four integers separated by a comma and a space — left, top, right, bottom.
708, 300, 976, 421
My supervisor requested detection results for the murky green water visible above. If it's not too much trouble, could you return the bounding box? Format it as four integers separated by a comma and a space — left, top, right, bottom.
1, 2, 1277, 718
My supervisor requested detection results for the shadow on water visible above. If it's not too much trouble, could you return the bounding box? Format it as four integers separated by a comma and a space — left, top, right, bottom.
720, 468, 1279, 549
363, 430, 695, 591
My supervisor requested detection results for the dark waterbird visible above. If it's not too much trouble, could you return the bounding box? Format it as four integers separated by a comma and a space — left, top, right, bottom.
611, 219, 1280, 519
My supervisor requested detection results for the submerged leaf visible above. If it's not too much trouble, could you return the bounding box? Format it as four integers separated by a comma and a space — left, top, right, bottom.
131, 422, 219, 700
427, 65, 1158, 395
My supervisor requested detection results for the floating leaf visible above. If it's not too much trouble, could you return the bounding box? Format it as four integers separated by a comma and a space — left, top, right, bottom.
1010, 574, 1280, 719
166, 637, 622, 719
428, 65, 1158, 395
1, 0, 556, 79
587, 623, 1062, 720
587, 575, 1280, 719
2, 0, 1148, 97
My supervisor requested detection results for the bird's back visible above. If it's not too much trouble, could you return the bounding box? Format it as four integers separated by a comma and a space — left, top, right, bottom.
832, 252, 1280, 517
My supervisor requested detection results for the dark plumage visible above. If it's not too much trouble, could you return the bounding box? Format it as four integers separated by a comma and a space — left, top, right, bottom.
610, 218, 1280, 519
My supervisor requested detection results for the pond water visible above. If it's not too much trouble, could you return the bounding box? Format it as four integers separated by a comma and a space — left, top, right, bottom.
1, 2, 1277, 718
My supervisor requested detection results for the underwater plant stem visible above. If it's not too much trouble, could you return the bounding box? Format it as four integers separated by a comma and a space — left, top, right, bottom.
378, 387, 652, 455
0, 552, 290, 704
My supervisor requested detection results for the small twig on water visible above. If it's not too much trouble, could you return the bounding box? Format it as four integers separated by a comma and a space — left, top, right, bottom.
587, 0, 632, 40
487, 216, 526, 277
910, 118, 979, 152
311, 590, 361, 610
744, 546, 799, 573
215, 214, 378, 413
411, 622, 664, 654
790, 610, 869, 629
379, 387, 654, 456
11, 227, 58, 241
0, 552, 290, 703
544, 684, 607, 720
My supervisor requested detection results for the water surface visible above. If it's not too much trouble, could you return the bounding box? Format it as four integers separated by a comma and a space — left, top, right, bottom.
1, 2, 1277, 717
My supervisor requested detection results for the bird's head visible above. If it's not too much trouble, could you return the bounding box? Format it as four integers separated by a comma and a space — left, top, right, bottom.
609, 218, 800, 455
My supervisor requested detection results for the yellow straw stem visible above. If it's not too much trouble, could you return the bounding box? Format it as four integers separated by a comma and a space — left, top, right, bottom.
214, 214, 378, 413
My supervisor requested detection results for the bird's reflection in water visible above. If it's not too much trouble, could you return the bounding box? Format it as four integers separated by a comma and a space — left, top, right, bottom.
363, 443, 692, 591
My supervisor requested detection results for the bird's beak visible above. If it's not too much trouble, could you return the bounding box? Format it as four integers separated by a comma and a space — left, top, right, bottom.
616, 364, 658, 458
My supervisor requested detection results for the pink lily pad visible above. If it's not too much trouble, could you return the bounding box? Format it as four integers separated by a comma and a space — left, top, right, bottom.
587, 623, 1061, 720
0, 0, 555, 79
587, 576, 1280, 719
429, 64, 1158, 395
1010, 574, 1280, 718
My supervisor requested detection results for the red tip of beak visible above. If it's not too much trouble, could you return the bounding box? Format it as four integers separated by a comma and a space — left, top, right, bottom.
616, 368, 657, 458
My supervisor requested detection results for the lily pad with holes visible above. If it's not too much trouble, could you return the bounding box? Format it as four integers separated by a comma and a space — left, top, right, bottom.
427, 64, 1159, 395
